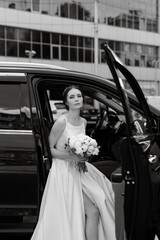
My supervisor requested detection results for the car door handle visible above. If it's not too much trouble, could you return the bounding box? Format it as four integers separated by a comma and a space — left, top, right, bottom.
43, 156, 48, 162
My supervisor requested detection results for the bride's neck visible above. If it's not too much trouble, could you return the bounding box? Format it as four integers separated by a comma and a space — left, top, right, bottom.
67, 110, 80, 123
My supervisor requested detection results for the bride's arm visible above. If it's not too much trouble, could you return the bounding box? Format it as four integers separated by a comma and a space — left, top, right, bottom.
48, 117, 71, 160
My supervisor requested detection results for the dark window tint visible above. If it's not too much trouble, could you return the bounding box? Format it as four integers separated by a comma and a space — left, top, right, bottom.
70, 47, 77, 61
0, 26, 5, 38
32, 43, 41, 58
61, 46, 68, 60
42, 45, 50, 59
6, 27, 17, 40
0, 40, 5, 55
42, 32, 50, 43
79, 48, 84, 62
7, 41, 17, 57
70, 36, 77, 46
32, 30, 41, 42
19, 29, 31, 41
52, 46, 59, 59
61, 34, 68, 45
52, 33, 59, 44
0, 84, 31, 130
19, 42, 31, 57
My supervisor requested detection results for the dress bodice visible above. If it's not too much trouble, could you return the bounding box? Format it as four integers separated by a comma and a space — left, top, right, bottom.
55, 115, 85, 152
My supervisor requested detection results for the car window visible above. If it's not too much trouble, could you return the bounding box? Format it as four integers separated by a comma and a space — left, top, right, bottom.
112, 70, 148, 136
0, 84, 32, 130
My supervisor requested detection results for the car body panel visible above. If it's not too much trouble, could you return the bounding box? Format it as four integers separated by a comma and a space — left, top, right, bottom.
0, 45, 159, 239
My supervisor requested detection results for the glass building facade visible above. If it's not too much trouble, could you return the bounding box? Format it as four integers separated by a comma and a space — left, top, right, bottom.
0, 25, 158, 68
0, 0, 159, 95
0, 0, 158, 32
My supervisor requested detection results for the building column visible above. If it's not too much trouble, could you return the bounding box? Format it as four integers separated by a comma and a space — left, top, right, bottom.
94, 0, 98, 76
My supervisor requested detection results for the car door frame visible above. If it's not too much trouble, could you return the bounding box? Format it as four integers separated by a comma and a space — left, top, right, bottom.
103, 43, 159, 239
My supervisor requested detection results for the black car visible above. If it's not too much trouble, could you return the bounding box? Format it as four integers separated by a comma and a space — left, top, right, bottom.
0, 45, 160, 240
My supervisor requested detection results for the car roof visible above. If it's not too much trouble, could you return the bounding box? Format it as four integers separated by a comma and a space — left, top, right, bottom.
0, 62, 67, 71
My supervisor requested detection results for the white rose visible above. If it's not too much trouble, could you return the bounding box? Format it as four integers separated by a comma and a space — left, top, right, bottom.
74, 140, 82, 149
82, 143, 89, 152
69, 138, 76, 148
92, 148, 99, 155
75, 147, 83, 155
90, 139, 97, 147
87, 145, 94, 154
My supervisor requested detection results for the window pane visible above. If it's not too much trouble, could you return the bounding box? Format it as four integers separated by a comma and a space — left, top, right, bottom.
42, 45, 50, 59
7, 27, 17, 40
52, 46, 59, 59
85, 38, 93, 48
0, 40, 5, 56
78, 2, 84, 20
70, 48, 77, 61
61, 2, 68, 17
42, 32, 50, 43
70, 36, 77, 46
32, 30, 40, 42
85, 49, 91, 62
70, 2, 77, 19
32, 43, 41, 58
7, 41, 17, 57
52, 33, 59, 44
61, 34, 68, 45
79, 48, 84, 62
78, 37, 84, 47
61, 46, 68, 60
19, 42, 31, 57
32, 0, 40, 11
0, 85, 20, 129
0, 26, 5, 38
19, 29, 31, 42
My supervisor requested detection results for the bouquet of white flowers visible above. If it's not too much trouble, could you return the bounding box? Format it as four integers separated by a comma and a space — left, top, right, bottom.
65, 133, 99, 173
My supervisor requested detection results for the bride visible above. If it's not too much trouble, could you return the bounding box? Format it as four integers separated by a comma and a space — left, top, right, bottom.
31, 85, 117, 240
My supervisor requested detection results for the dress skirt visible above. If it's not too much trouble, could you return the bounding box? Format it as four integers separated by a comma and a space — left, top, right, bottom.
31, 158, 117, 240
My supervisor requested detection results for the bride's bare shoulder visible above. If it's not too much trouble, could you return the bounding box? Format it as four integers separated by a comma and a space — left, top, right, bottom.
51, 115, 66, 132
81, 117, 87, 126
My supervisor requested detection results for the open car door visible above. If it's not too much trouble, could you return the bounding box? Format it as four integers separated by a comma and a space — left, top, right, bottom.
104, 44, 160, 239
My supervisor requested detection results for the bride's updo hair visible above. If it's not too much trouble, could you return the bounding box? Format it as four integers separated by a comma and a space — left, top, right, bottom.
62, 85, 84, 110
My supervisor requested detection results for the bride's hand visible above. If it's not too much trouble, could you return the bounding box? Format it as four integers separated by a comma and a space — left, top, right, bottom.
70, 153, 88, 162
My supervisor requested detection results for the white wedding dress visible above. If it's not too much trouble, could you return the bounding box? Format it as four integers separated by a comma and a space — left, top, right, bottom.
31, 116, 117, 240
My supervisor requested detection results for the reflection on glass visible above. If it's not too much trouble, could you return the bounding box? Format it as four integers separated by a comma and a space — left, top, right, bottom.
0, 107, 33, 130
0, 84, 33, 130
99, 0, 157, 32
19, 29, 31, 42
32, 0, 40, 12
7, 27, 17, 40
0, 150, 36, 166
19, 42, 31, 57
99, 39, 158, 67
